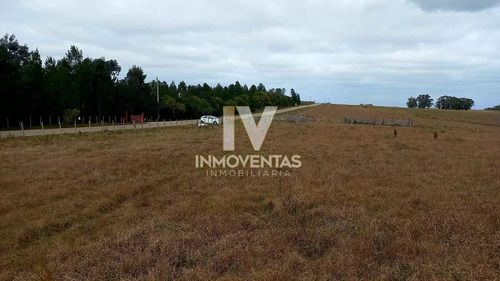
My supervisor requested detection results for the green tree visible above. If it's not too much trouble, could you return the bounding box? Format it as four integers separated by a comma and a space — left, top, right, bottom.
0, 34, 29, 125
249, 84, 257, 94
123, 66, 154, 115
105, 59, 121, 82
406, 96, 417, 108
161, 95, 185, 119
252, 92, 272, 109
416, 94, 433, 108
169, 81, 177, 96
435, 96, 474, 110
257, 83, 266, 93
21, 49, 44, 118
290, 88, 301, 105
178, 81, 187, 97
42, 56, 60, 117
182, 96, 213, 118
484, 105, 500, 110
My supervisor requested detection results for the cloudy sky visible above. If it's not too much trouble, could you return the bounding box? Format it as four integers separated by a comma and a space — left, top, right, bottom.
2, 0, 500, 109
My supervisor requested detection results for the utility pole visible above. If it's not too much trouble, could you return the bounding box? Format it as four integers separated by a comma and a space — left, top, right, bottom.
156, 76, 160, 121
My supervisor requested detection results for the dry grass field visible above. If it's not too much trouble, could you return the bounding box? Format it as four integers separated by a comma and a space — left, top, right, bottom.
0, 104, 499, 280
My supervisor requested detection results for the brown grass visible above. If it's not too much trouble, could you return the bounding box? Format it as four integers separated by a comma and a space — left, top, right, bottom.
0, 104, 499, 280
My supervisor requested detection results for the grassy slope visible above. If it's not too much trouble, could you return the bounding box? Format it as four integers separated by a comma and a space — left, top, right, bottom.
0, 104, 499, 280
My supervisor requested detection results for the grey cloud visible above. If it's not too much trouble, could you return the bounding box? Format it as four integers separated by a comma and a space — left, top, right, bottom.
1, 0, 499, 109
409, 0, 500, 12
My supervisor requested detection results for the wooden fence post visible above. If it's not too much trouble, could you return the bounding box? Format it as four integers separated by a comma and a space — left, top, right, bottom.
21, 122, 25, 137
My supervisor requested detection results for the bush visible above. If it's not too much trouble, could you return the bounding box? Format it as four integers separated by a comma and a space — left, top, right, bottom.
63, 109, 80, 124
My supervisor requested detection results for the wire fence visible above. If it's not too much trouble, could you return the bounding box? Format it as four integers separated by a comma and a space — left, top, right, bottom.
0, 115, 166, 130
0, 119, 198, 138
0, 114, 413, 139
337, 117, 412, 127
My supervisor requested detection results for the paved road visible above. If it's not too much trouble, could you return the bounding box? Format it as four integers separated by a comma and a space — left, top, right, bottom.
0, 104, 320, 138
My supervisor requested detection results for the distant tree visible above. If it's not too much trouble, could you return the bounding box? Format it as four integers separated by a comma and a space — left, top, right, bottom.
21, 49, 44, 117
123, 66, 154, 115
212, 83, 223, 98
416, 94, 433, 108
0, 34, 30, 124
225, 96, 249, 107
458, 98, 474, 110
257, 83, 266, 93
435, 95, 474, 110
209, 97, 224, 116
484, 105, 500, 111
435, 95, 450, 109
406, 96, 417, 108
64, 45, 83, 73
169, 80, 177, 95
252, 92, 272, 109
125, 65, 146, 86
233, 81, 243, 96
182, 96, 213, 118
290, 88, 301, 105
42, 56, 60, 116
201, 83, 212, 99
249, 84, 257, 94
161, 95, 185, 119
91, 58, 118, 117
291, 89, 298, 105
105, 59, 121, 82
0, 34, 30, 64
177, 81, 187, 97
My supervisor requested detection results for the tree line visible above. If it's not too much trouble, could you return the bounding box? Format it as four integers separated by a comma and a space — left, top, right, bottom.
407, 94, 475, 110
0, 34, 301, 128
484, 105, 500, 111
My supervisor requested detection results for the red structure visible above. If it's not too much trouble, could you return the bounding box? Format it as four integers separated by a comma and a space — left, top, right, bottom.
130, 112, 144, 123
120, 110, 129, 123
121, 110, 144, 123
